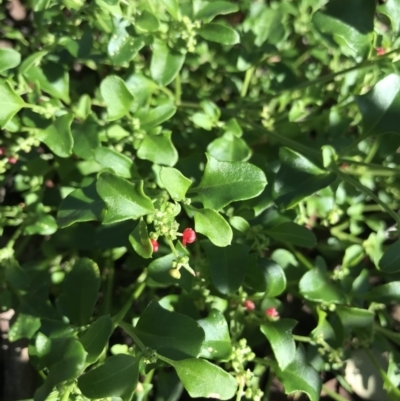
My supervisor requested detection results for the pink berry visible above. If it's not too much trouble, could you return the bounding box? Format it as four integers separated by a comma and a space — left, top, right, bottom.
182, 228, 196, 247
376, 47, 385, 56
265, 307, 279, 318
150, 239, 159, 252
8, 157, 18, 164
0, 147, 5, 156
243, 300, 255, 311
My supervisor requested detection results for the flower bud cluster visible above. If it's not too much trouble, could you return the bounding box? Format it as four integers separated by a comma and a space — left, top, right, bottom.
167, 17, 201, 53
169, 255, 196, 279
231, 338, 255, 373
147, 201, 181, 241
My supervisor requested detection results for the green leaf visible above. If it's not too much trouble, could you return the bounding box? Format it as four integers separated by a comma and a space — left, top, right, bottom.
160, 167, 192, 201
299, 267, 347, 304
136, 10, 160, 32
313, 0, 375, 58
335, 306, 374, 330
80, 315, 114, 365
365, 282, 400, 303
108, 20, 145, 65
34, 338, 87, 401
355, 74, 400, 137
150, 40, 185, 86
132, 301, 205, 359
0, 80, 26, 128
191, 207, 232, 247
72, 116, 100, 159
8, 313, 41, 342
378, 0, 400, 32
261, 260, 287, 298
169, 358, 237, 400
197, 309, 232, 361
193, 154, 267, 211
379, 240, 400, 273
38, 113, 74, 158
137, 132, 178, 166
147, 252, 194, 292
78, 354, 140, 400
96, 172, 154, 224
195, 2, 239, 21
93, 146, 136, 178
0, 48, 21, 73
276, 346, 321, 401
129, 219, 153, 258
266, 222, 317, 248
260, 319, 297, 370
202, 241, 248, 294
25, 214, 57, 236
273, 147, 336, 209
139, 104, 177, 129
100, 75, 134, 121
207, 132, 252, 162
57, 181, 105, 228
56, 258, 101, 326
158, 0, 180, 20
19, 50, 47, 74
24, 62, 70, 103
197, 23, 240, 45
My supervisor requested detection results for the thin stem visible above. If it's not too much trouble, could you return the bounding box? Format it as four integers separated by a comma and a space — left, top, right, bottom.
333, 166, 400, 226
60, 386, 72, 401
287, 244, 314, 270
322, 384, 350, 401
241, 66, 255, 98
104, 265, 114, 315
293, 334, 313, 343
118, 321, 146, 350
374, 324, 400, 346
166, 238, 179, 257
175, 73, 182, 106
365, 136, 380, 164
236, 376, 245, 401
338, 158, 400, 172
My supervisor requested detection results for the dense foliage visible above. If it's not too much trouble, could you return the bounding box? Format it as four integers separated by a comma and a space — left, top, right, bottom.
2, 0, 400, 400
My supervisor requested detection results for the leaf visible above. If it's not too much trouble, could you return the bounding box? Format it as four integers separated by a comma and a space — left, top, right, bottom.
34, 338, 87, 401
197, 23, 240, 45
137, 132, 178, 166
197, 309, 232, 360
0, 80, 26, 128
150, 40, 185, 86
378, 0, 400, 32
108, 20, 145, 65
169, 358, 237, 400
129, 219, 153, 258
365, 282, 400, 303
313, 0, 375, 58
273, 147, 336, 209
72, 116, 100, 159
78, 354, 140, 400
355, 74, 400, 137
160, 167, 192, 201
261, 259, 287, 298
8, 313, 41, 342
195, 2, 239, 21
100, 75, 134, 121
379, 240, 400, 273
335, 306, 374, 331
38, 113, 74, 158
207, 133, 252, 162
56, 258, 101, 326
57, 181, 105, 228
276, 346, 321, 401
260, 319, 297, 370
266, 222, 317, 248
24, 214, 57, 236
130, 301, 205, 360
136, 10, 160, 32
80, 315, 114, 365
147, 253, 194, 293
191, 207, 232, 247
299, 266, 347, 304
139, 104, 177, 129
96, 172, 154, 224
93, 146, 136, 178
158, 0, 180, 20
202, 241, 248, 294
0, 48, 21, 73
193, 154, 267, 211
24, 62, 70, 103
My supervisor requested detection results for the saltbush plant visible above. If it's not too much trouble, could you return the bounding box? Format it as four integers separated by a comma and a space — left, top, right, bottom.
2, 0, 400, 400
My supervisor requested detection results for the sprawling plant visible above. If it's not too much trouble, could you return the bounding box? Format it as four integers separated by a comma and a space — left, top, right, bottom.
2, 0, 400, 400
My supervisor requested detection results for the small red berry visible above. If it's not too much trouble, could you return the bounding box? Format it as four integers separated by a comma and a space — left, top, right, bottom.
376, 47, 385, 56
182, 228, 196, 247
265, 307, 279, 318
243, 300, 255, 311
45, 179, 54, 188
0, 147, 5, 156
150, 239, 159, 252
8, 157, 18, 164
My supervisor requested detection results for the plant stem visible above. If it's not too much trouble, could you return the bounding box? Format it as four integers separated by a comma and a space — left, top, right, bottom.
175, 73, 182, 105
287, 244, 314, 270
374, 324, 400, 346
166, 238, 179, 257
118, 321, 146, 350
241, 66, 255, 98
60, 386, 72, 401
235, 375, 245, 401
333, 166, 400, 226
322, 384, 350, 401
338, 158, 400, 172
293, 334, 312, 343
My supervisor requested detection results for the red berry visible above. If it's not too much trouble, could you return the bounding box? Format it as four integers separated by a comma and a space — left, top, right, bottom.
265, 307, 279, 318
8, 157, 18, 164
376, 47, 385, 56
150, 239, 159, 252
182, 228, 196, 247
0, 147, 5, 156
243, 300, 255, 311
